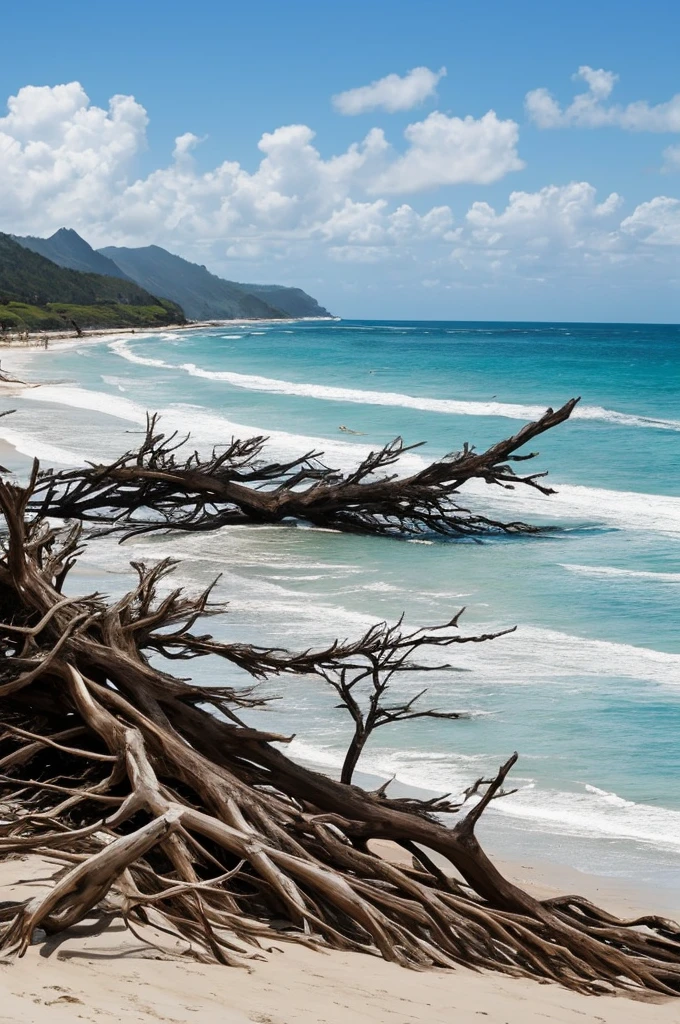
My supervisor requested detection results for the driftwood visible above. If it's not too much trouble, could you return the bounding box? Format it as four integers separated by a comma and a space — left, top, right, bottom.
1, 453, 680, 995
28, 400, 579, 538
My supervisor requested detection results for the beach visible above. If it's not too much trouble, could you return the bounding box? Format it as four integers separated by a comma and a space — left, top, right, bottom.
0, 320, 679, 1020
1, 850, 678, 1024
0, 316, 337, 350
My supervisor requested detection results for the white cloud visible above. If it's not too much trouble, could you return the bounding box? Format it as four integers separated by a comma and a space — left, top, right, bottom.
332, 66, 446, 115
453, 183, 625, 275
466, 183, 622, 244
433, 182, 680, 299
620, 197, 680, 245
4, 78, 680, 306
662, 144, 680, 172
172, 132, 203, 160
111, 122, 394, 248
329, 245, 391, 263
0, 80, 523, 255
371, 111, 524, 193
0, 82, 147, 228
318, 198, 454, 250
526, 65, 680, 131
576, 66, 619, 100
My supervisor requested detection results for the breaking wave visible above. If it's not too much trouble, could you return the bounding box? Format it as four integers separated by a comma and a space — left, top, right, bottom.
110, 338, 680, 432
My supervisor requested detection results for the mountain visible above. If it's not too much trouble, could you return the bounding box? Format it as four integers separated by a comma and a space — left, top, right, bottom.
98, 245, 289, 321
0, 233, 184, 331
12, 229, 334, 322
15, 228, 132, 281
236, 283, 332, 319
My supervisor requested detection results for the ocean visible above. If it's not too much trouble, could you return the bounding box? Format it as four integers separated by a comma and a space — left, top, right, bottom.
2, 319, 679, 893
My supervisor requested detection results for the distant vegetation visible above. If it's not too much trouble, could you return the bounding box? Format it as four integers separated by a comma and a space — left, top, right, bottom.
0, 233, 185, 331
0, 301, 183, 332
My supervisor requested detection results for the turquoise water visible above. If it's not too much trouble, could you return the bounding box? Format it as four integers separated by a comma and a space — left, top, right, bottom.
2, 320, 679, 889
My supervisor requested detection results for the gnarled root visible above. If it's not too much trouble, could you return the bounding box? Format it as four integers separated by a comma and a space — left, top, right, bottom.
1, 471, 680, 996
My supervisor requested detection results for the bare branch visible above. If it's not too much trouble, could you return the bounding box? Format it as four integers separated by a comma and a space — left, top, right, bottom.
1, 442, 680, 995
27, 400, 579, 539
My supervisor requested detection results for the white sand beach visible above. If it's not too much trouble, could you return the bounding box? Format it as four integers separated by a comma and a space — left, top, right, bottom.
1, 852, 678, 1024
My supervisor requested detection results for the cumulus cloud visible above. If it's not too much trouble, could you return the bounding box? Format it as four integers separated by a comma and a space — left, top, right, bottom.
0, 80, 523, 255
329, 245, 391, 263
371, 111, 524, 193
0, 82, 147, 228
319, 198, 454, 247
442, 183, 628, 278
526, 66, 680, 131
620, 197, 680, 245
332, 66, 446, 115
466, 182, 622, 246
172, 132, 203, 160
437, 182, 680, 299
3, 78, 680, 302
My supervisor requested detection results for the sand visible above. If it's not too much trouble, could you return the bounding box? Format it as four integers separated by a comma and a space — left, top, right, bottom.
1, 852, 678, 1024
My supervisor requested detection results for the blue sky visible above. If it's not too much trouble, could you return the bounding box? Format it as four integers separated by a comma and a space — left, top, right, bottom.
2, 0, 680, 321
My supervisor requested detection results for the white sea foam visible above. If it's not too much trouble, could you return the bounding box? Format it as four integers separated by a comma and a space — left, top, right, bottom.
489, 782, 680, 849
462, 478, 680, 538
109, 346, 168, 370
0, 425, 84, 465
109, 338, 680, 432
100, 375, 129, 393
17, 382, 427, 474
269, 573, 337, 581
97, 520, 680, 689
560, 563, 680, 583
346, 621, 680, 690
361, 582, 401, 592
12, 381, 680, 538
22, 386, 149, 426
287, 738, 680, 849
584, 784, 635, 808
479, 624, 680, 688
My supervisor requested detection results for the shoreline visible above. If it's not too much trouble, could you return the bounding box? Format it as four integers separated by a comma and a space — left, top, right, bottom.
0, 315, 338, 349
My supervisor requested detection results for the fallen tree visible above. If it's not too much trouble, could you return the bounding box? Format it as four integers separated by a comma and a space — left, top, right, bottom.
28, 399, 579, 538
2, 460, 680, 996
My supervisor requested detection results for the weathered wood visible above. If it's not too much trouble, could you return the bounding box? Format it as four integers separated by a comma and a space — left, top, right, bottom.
1, 448, 680, 995
28, 400, 579, 538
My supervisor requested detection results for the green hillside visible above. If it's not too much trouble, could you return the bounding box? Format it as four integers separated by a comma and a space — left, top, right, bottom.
237, 282, 332, 318
15, 228, 132, 281
0, 233, 185, 331
10, 229, 334, 324
99, 244, 289, 320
